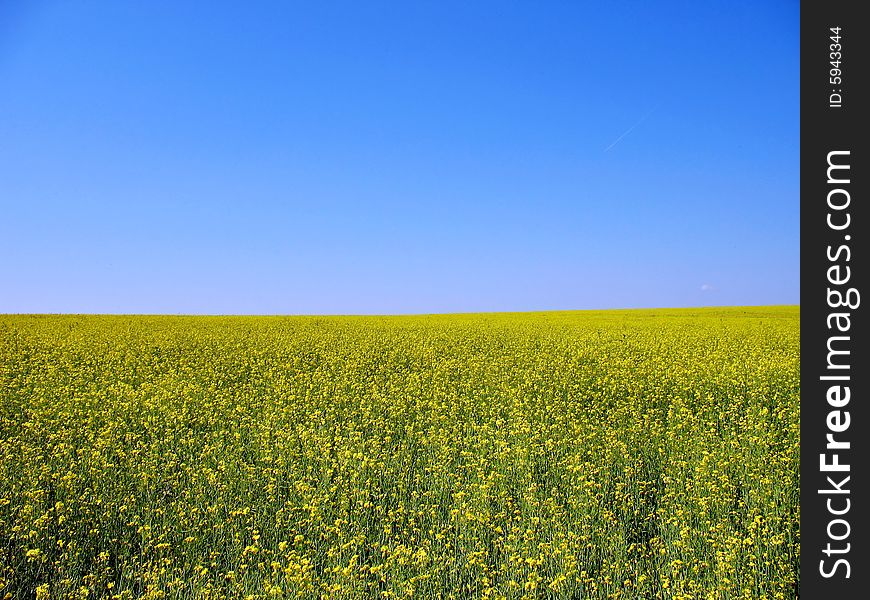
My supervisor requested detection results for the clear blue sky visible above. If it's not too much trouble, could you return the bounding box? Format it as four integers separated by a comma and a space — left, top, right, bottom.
1, 1, 798, 315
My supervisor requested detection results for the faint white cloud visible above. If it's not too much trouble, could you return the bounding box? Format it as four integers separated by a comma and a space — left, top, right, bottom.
700, 283, 716, 292
604, 105, 659, 152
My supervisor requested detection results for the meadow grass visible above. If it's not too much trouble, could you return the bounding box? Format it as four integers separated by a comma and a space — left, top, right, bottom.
0, 307, 799, 598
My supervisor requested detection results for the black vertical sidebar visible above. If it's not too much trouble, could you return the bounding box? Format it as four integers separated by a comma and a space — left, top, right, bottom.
801, 0, 867, 597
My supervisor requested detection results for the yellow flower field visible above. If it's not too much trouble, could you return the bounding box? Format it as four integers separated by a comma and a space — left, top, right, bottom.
0, 308, 799, 599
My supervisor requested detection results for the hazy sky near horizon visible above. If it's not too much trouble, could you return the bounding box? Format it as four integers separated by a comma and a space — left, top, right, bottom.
1, 1, 798, 314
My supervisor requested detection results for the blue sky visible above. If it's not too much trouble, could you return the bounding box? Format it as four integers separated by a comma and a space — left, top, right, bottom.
0, 1, 798, 314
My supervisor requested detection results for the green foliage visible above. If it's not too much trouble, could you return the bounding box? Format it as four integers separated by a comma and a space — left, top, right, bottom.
0, 308, 799, 599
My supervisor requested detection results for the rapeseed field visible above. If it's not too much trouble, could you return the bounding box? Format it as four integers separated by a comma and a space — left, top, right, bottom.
0, 307, 799, 599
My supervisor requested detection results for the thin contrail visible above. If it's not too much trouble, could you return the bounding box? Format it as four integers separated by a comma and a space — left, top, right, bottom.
604, 106, 658, 152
